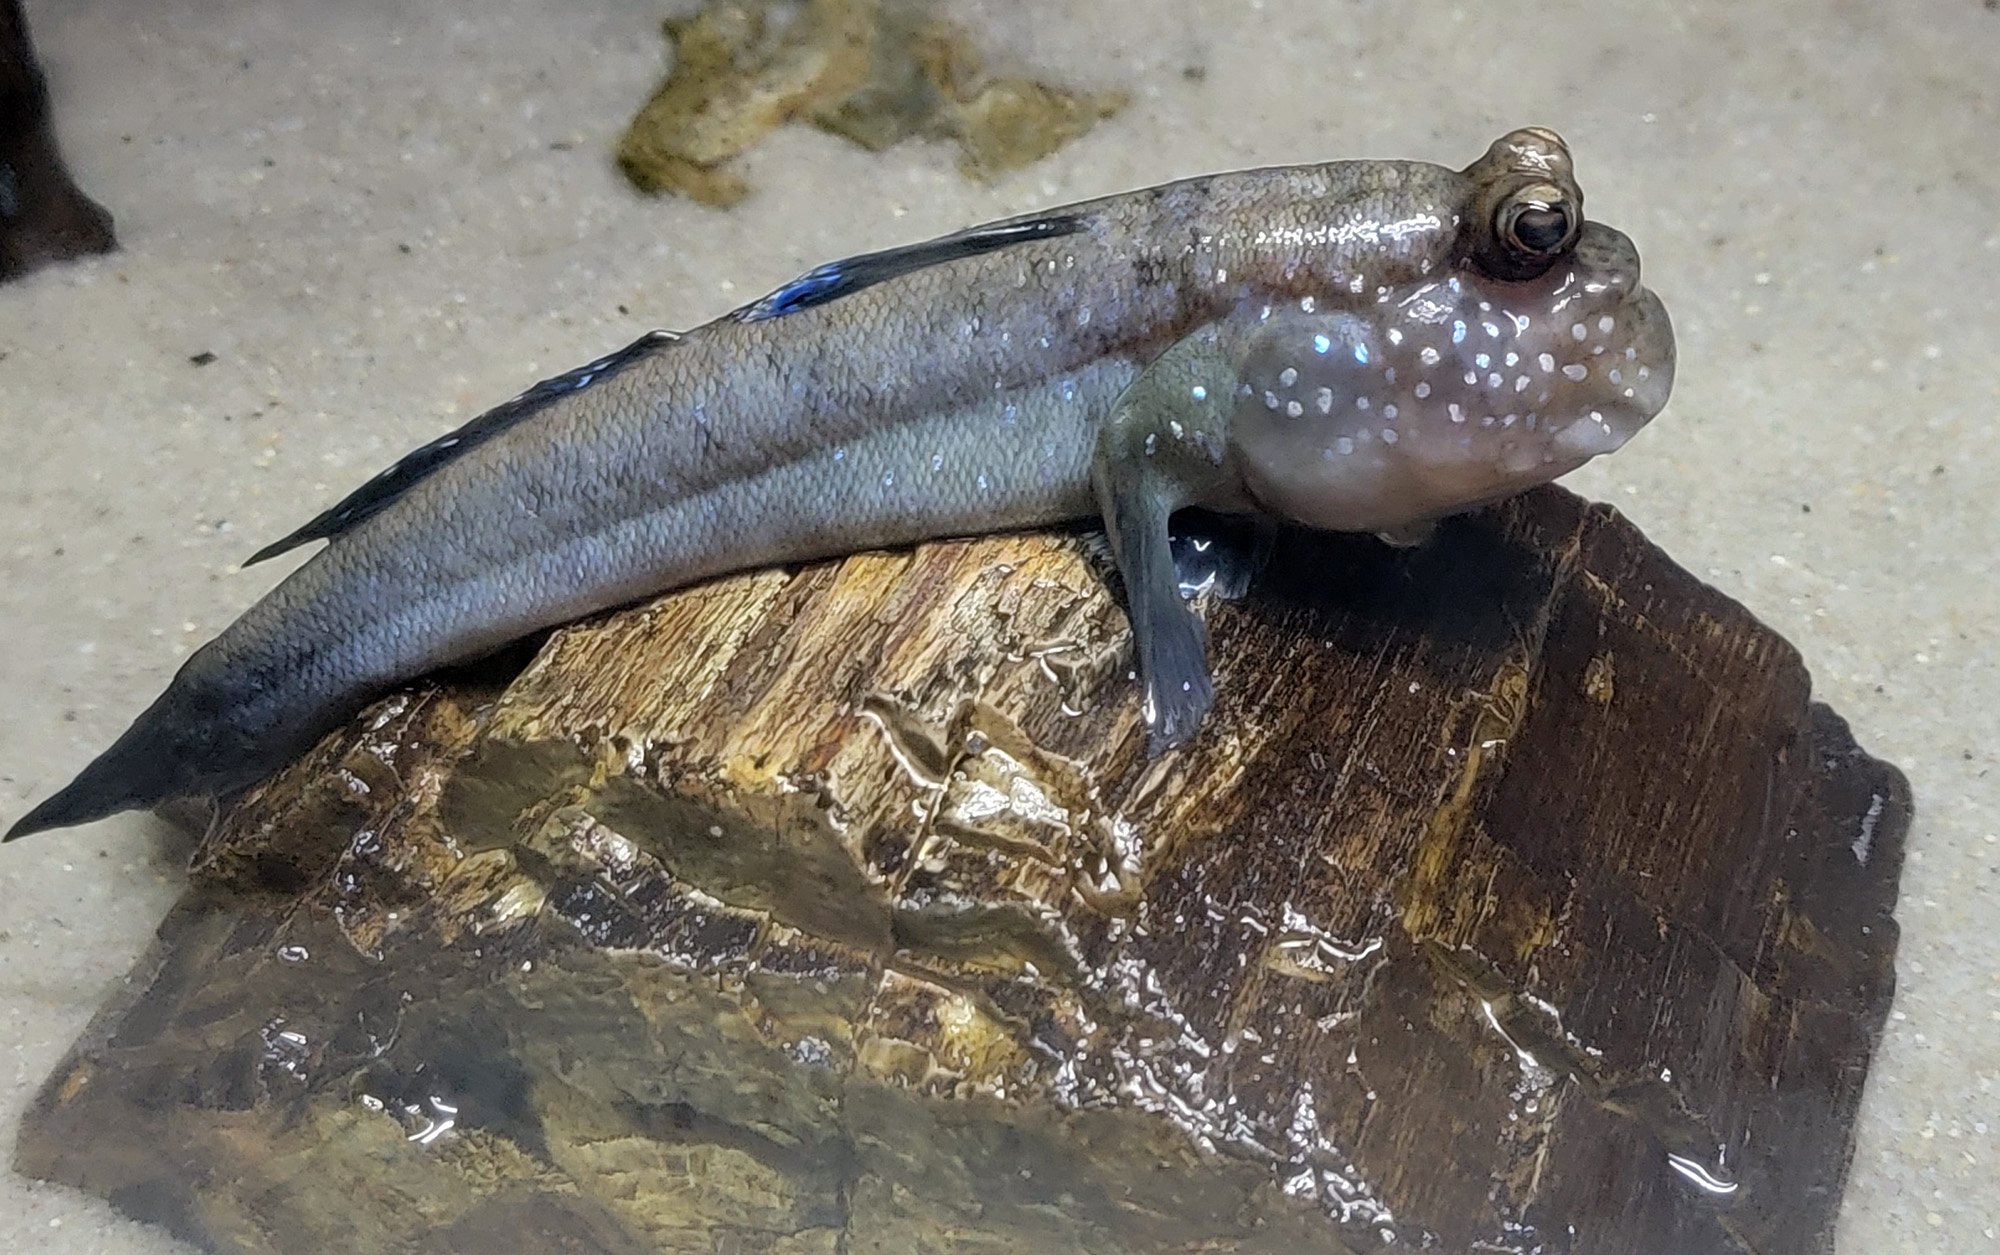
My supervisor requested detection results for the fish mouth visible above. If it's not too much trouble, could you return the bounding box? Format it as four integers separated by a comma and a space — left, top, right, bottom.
1548, 280, 1675, 463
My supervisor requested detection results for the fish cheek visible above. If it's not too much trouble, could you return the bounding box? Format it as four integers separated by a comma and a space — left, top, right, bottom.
1226, 313, 1407, 533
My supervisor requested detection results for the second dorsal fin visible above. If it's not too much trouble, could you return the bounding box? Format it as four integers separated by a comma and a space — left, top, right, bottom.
243, 329, 679, 566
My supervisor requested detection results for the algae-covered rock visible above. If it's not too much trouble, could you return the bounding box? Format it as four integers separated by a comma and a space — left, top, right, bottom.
616, 0, 1127, 206
16, 488, 1907, 1254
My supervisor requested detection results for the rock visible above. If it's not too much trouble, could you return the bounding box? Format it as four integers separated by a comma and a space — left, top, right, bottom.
615, 0, 1126, 207
14, 487, 1908, 1254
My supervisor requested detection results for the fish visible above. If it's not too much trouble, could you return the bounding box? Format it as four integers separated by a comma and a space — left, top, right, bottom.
5, 127, 1674, 842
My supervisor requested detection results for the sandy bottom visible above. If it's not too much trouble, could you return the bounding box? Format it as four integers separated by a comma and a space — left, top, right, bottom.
1, 0, 1994, 1249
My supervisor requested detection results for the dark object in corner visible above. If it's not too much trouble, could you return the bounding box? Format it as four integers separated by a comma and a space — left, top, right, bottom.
1, 0, 114, 283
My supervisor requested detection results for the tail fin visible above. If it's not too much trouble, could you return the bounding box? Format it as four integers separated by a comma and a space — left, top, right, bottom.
3, 662, 256, 843
5, 716, 195, 841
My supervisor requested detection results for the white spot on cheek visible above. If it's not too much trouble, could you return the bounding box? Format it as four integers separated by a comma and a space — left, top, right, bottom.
1637, 366, 1651, 380
1336, 436, 1355, 455
1388, 327, 1404, 346
1598, 315, 1616, 334
1300, 295, 1317, 313
1313, 334, 1332, 354
1538, 352, 1556, 373
1449, 403, 1465, 424
1562, 364, 1588, 381
1571, 323, 1588, 341
1356, 396, 1372, 411
1488, 372, 1504, 388
1381, 427, 1399, 445
1464, 370, 1479, 386
1191, 385, 1208, 401
1315, 387, 1334, 414
1514, 375, 1530, 392
1420, 346, 1441, 366
1383, 404, 1399, 419
1279, 367, 1299, 386
1286, 400, 1304, 418
1483, 321, 1501, 338
1475, 352, 1492, 369
1414, 381, 1431, 399
1504, 351, 1520, 367
1264, 391, 1280, 410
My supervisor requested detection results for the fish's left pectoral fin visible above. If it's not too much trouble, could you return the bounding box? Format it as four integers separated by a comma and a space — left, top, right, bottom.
1171, 511, 1277, 602
1375, 519, 1437, 549
1093, 325, 1243, 755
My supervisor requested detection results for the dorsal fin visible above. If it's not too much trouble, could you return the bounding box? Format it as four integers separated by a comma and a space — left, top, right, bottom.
243, 330, 679, 567
731, 213, 1086, 323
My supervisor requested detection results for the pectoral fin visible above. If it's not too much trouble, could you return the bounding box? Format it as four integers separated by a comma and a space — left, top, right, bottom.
1093, 324, 1242, 753
1375, 520, 1437, 549
1171, 512, 1277, 602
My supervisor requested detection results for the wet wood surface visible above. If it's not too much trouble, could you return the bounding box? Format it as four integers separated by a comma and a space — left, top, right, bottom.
15, 487, 1909, 1254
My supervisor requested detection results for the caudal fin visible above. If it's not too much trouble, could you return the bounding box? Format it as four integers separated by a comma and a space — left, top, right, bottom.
4, 721, 192, 841
2, 666, 249, 843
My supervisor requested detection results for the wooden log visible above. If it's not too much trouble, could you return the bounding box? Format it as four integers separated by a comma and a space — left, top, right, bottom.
14, 487, 1909, 1254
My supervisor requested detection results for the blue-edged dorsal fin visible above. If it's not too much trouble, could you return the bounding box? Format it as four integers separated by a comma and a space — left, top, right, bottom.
732, 213, 1086, 323
243, 329, 679, 567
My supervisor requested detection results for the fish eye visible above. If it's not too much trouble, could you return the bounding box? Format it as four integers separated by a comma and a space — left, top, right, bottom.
1505, 204, 1571, 253
1497, 184, 1579, 259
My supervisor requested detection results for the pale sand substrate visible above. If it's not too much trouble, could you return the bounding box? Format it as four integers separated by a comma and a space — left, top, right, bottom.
1, 0, 1993, 1250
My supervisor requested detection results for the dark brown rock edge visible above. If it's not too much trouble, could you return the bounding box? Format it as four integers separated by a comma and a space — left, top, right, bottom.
15, 487, 1908, 1254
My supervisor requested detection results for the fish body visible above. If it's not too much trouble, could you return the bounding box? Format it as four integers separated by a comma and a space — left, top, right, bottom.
6, 128, 1674, 841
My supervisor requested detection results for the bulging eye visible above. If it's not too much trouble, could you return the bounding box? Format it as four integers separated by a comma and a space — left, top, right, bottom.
1496, 183, 1579, 260
1505, 204, 1571, 253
